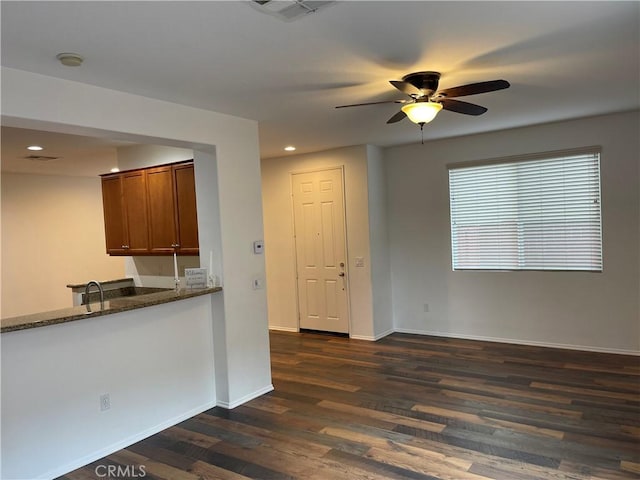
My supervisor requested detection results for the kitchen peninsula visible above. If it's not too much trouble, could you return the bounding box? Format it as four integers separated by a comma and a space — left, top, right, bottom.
1, 284, 222, 479
1, 285, 221, 333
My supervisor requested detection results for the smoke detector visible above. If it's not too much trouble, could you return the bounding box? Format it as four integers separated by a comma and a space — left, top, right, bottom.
249, 0, 335, 21
56, 53, 84, 67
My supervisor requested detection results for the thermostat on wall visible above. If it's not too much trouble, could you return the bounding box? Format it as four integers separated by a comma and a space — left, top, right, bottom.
253, 240, 264, 254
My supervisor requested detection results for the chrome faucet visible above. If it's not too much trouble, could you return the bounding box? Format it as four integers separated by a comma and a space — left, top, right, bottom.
85, 280, 105, 312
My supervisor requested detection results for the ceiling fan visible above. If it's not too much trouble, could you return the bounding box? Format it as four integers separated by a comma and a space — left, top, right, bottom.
335, 71, 510, 127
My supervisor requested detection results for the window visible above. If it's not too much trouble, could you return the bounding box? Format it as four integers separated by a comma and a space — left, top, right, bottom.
448, 148, 602, 272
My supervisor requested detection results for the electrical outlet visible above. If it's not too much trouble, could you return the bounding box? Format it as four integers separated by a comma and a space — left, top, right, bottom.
252, 277, 264, 290
100, 393, 111, 411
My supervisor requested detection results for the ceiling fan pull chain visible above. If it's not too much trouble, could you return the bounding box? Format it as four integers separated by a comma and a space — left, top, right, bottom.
420, 122, 425, 144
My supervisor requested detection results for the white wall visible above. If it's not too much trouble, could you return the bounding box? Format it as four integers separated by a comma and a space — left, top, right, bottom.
117, 144, 193, 170
1, 295, 215, 479
385, 110, 640, 353
197, 142, 272, 406
193, 150, 230, 404
1, 66, 272, 475
262, 145, 385, 339
1, 172, 125, 317
125, 256, 200, 289
366, 145, 394, 339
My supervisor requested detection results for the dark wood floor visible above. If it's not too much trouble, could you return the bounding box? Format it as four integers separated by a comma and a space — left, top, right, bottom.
60, 331, 639, 480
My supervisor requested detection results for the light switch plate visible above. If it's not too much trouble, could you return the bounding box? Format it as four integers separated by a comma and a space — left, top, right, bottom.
253, 240, 264, 254
355, 256, 365, 267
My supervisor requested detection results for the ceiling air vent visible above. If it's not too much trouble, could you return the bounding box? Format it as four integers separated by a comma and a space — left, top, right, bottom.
249, 0, 336, 21
24, 155, 61, 161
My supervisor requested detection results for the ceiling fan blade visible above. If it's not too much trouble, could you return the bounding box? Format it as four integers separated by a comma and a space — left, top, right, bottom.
335, 100, 405, 109
437, 79, 510, 98
390, 80, 421, 96
386, 110, 407, 124
440, 98, 487, 116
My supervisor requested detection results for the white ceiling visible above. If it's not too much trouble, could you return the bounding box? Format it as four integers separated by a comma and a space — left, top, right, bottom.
0, 127, 135, 177
1, 1, 639, 162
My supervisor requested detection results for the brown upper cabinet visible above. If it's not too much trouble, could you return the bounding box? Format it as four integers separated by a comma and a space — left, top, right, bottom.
101, 170, 150, 255
101, 161, 199, 256
172, 163, 200, 254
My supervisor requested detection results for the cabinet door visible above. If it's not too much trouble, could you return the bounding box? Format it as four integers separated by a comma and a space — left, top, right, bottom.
173, 164, 199, 254
147, 166, 177, 254
121, 171, 150, 254
101, 176, 127, 254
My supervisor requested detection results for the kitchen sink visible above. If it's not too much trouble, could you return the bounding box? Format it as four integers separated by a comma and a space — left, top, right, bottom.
82, 286, 171, 305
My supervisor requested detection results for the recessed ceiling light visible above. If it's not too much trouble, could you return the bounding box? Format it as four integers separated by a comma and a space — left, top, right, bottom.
110, 167, 120, 173
56, 52, 84, 67
284, 146, 296, 151
27, 145, 44, 151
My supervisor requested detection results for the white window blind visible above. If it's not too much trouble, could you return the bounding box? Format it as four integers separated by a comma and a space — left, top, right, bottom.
448, 149, 602, 271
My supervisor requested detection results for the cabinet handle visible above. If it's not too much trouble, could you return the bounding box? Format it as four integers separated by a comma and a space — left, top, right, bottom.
122, 245, 129, 249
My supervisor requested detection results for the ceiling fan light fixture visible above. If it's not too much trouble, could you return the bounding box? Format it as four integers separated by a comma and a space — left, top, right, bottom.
401, 101, 443, 124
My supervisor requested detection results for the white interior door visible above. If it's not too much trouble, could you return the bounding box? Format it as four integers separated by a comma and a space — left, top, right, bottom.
292, 168, 349, 333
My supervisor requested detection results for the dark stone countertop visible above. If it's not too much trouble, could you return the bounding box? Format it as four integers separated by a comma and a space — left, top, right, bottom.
66, 278, 134, 289
1, 287, 222, 333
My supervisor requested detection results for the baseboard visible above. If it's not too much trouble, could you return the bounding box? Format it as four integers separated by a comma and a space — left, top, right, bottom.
268, 324, 638, 354
393, 328, 640, 356
349, 334, 377, 341
216, 384, 274, 410
350, 328, 394, 341
43, 399, 217, 480
270, 326, 395, 341
268, 325, 298, 332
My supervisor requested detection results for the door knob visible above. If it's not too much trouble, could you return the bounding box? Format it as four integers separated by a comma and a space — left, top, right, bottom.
338, 272, 345, 277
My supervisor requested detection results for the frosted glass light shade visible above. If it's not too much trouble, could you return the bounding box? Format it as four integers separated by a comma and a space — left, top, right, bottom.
401, 102, 443, 124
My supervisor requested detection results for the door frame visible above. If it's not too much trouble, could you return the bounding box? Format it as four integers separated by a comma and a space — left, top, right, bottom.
289, 165, 351, 335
